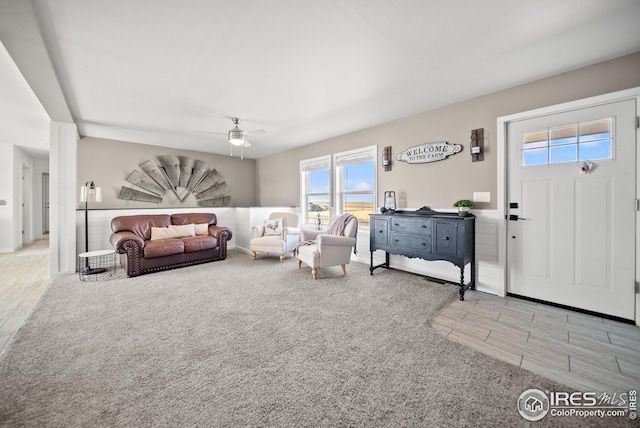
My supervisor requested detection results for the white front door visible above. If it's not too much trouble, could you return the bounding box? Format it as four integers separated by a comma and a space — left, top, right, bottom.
507, 99, 637, 320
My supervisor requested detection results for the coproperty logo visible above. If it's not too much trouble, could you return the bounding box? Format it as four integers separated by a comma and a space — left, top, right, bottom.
517, 388, 637, 421
517, 389, 550, 421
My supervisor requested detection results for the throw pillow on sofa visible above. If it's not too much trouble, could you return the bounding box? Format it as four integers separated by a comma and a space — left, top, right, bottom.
194, 223, 210, 236
151, 224, 195, 240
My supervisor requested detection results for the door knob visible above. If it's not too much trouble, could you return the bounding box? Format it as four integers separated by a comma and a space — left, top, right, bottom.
508, 214, 529, 221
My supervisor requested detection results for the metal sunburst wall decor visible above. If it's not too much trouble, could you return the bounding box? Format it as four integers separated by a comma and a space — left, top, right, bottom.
118, 155, 231, 206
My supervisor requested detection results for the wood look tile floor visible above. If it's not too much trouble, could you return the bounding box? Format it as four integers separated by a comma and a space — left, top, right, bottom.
0, 236, 50, 356
433, 290, 640, 394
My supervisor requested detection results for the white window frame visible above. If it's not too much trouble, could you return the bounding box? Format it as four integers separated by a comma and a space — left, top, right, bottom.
300, 155, 331, 228
333, 146, 377, 229
300, 146, 377, 229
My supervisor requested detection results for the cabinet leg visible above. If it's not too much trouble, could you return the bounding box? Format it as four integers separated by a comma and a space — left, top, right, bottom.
459, 268, 465, 301
369, 252, 374, 274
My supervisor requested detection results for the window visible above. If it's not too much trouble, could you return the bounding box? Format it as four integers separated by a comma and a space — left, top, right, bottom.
300, 155, 331, 226
300, 146, 376, 228
334, 147, 376, 228
522, 119, 612, 166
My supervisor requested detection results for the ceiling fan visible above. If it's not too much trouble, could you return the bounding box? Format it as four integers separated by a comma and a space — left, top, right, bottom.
198, 117, 265, 159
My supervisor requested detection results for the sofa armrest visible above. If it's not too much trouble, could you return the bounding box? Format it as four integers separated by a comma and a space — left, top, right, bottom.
209, 225, 233, 242
110, 231, 144, 254
283, 227, 300, 239
252, 225, 265, 238
316, 234, 356, 251
300, 229, 322, 241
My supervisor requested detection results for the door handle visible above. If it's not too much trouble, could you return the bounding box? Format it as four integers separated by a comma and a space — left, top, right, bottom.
508, 214, 530, 221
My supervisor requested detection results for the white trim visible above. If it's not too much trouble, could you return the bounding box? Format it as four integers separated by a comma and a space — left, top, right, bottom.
50, 121, 79, 275
497, 87, 640, 323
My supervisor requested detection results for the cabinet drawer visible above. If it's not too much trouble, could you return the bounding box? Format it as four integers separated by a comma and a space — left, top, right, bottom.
390, 233, 432, 253
390, 218, 432, 234
371, 218, 389, 246
434, 221, 458, 255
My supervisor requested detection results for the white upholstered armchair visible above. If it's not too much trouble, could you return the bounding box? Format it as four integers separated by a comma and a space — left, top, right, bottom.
250, 212, 301, 262
296, 214, 358, 279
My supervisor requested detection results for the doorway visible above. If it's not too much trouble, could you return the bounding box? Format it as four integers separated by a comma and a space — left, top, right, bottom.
21, 165, 30, 244
505, 97, 637, 320
42, 172, 49, 234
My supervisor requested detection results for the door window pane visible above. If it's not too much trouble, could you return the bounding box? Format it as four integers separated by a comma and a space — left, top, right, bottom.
522, 118, 612, 166
549, 125, 577, 146
550, 145, 577, 163
579, 140, 611, 161
579, 120, 610, 142
523, 148, 548, 166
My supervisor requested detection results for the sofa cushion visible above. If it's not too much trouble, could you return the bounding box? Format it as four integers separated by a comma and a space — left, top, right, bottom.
182, 236, 218, 253
111, 214, 171, 240
151, 224, 195, 240
144, 239, 185, 258
172, 213, 216, 226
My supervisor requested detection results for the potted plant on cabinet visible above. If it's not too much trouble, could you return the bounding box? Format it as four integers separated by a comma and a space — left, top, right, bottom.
453, 199, 473, 217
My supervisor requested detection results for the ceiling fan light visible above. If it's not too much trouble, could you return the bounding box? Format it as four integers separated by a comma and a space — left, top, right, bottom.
228, 127, 245, 146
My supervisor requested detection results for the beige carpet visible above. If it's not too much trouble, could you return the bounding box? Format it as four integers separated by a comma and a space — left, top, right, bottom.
0, 250, 623, 427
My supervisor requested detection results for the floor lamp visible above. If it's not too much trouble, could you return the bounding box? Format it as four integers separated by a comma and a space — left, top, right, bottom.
80, 181, 106, 275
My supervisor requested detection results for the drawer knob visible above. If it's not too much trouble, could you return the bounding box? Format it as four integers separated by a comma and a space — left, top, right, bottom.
394, 223, 400, 226
443, 236, 450, 240
394, 239, 399, 243
421, 243, 426, 246
422, 225, 427, 228
378, 230, 383, 233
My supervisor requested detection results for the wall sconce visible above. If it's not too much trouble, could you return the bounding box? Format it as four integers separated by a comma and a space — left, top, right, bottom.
470, 128, 484, 162
382, 146, 392, 171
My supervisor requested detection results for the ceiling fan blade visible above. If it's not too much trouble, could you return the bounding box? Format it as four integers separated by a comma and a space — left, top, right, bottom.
196, 130, 227, 136
243, 140, 252, 147
243, 128, 266, 136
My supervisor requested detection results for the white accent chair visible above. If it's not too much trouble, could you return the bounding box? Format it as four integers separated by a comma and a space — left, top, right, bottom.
250, 212, 301, 263
296, 215, 358, 279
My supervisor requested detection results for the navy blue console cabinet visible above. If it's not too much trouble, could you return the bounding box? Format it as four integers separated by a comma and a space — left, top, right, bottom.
369, 210, 475, 300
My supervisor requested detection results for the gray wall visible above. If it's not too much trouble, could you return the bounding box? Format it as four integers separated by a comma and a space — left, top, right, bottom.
75, 52, 640, 213
256, 52, 640, 211
77, 137, 257, 208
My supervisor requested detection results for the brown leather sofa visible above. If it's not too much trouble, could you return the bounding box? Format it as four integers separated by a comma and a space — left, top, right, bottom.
110, 212, 232, 277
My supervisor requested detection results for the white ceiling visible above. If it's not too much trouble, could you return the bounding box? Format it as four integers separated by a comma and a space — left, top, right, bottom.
2, 0, 640, 160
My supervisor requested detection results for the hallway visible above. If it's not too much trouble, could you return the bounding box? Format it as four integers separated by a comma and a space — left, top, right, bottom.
0, 237, 50, 355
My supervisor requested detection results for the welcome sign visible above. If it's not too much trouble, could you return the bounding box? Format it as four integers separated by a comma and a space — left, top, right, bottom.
396, 141, 461, 164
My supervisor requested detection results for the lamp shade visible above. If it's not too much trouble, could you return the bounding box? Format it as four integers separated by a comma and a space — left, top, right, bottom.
80, 181, 102, 203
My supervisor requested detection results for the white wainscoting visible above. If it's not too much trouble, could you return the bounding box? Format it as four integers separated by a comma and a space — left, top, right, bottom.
79, 208, 502, 296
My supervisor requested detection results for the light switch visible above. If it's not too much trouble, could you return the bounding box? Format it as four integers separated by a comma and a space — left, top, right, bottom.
473, 192, 490, 203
